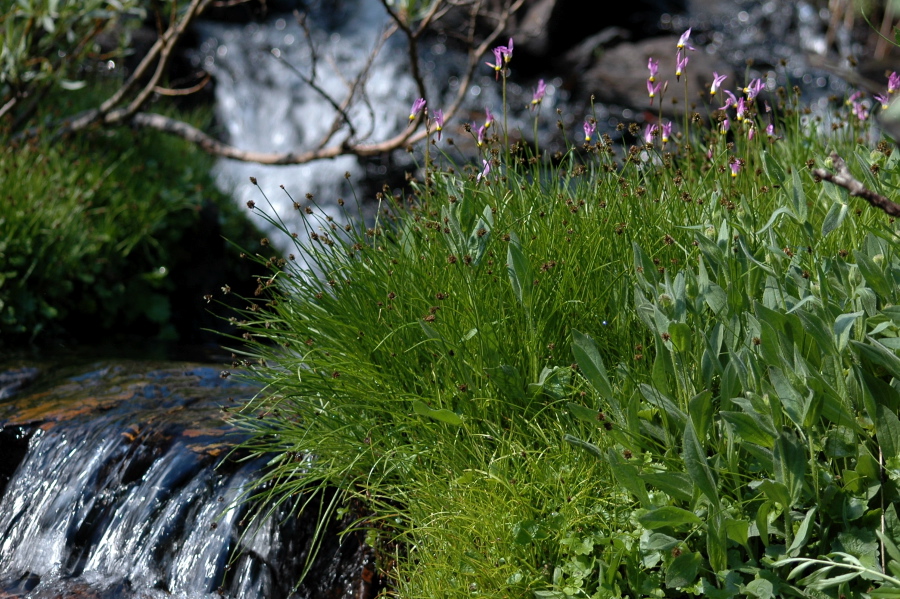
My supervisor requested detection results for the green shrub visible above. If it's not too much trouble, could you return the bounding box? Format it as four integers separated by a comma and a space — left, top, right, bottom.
224, 41, 900, 599
0, 83, 260, 343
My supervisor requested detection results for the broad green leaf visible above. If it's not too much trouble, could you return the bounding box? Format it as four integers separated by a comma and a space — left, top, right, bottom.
640, 383, 686, 430
787, 507, 817, 556
668, 322, 692, 353
683, 419, 720, 507
762, 150, 786, 184
834, 311, 863, 352
745, 578, 774, 599
877, 404, 900, 461
769, 366, 807, 428
639, 471, 693, 503
608, 448, 651, 507
571, 329, 614, 400
855, 249, 892, 299
665, 551, 702, 589
563, 434, 604, 460
721, 411, 776, 447
854, 338, 900, 381
821, 200, 848, 237
707, 513, 728, 572
566, 402, 603, 425
774, 431, 806, 506
637, 505, 702, 529
507, 232, 531, 307
688, 391, 713, 442
758, 480, 791, 508
412, 401, 462, 425
724, 518, 750, 549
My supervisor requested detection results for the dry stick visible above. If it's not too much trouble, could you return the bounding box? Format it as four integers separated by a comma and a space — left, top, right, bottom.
812, 152, 900, 217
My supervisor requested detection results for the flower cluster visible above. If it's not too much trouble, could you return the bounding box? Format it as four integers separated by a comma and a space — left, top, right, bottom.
485, 38, 514, 80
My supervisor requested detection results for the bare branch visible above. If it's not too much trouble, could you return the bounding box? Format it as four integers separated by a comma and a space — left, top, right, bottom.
19, 0, 526, 169
813, 152, 900, 217
154, 73, 212, 96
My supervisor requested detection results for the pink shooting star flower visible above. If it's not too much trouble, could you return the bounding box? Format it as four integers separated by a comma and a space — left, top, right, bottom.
483, 106, 494, 129
531, 79, 546, 110
853, 100, 869, 121
643, 123, 658, 144
502, 38, 513, 63
743, 78, 765, 100
747, 124, 756, 141
433, 109, 444, 140
476, 124, 486, 146
719, 117, 730, 134
730, 159, 742, 178
875, 94, 890, 110
583, 119, 596, 142
889, 72, 900, 94
677, 28, 695, 52
764, 100, 772, 113
709, 72, 727, 96
486, 46, 504, 79
647, 79, 663, 105
847, 90, 863, 106
722, 89, 737, 110
477, 159, 491, 182
409, 97, 426, 123
661, 121, 673, 143
675, 50, 689, 81
766, 122, 775, 139
735, 97, 747, 121
648, 57, 659, 82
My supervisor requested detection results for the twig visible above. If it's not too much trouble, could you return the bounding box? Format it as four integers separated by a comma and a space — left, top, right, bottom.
154, 73, 212, 96
812, 152, 900, 217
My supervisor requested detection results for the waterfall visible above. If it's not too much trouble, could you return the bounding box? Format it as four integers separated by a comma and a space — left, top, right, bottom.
0, 361, 371, 599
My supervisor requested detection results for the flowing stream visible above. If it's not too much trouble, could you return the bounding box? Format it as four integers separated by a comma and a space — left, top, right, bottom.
0, 360, 374, 599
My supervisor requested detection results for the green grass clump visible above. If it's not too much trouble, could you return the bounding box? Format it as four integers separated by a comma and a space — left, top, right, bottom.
227, 51, 900, 598
0, 82, 260, 344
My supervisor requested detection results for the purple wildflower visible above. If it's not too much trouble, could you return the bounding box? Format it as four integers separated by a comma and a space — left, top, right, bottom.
766, 122, 775, 138
643, 123, 658, 144
476, 124, 486, 146
722, 90, 737, 110
890, 72, 899, 94
648, 57, 659, 82
709, 72, 727, 96
677, 28, 695, 52
744, 78, 765, 100
747, 124, 756, 141
661, 121, 673, 144
730, 159, 741, 178
720, 117, 730, 134
484, 106, 494, 129
477, 159, 491, 182
583, 119, 596, 142
434, 109, 444, 140
675, 50, 689, 81
409, 97, 426, 122
735, 97, 747, 121
486, 47, 504, 79
853, 101, 869, 121
875, 93, 890, 110
502, 38, 513, 63
531, 79, 546, 110
647, 79, 662, 105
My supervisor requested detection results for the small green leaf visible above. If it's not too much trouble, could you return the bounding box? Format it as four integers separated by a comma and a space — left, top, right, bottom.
507, 232, 532, 307
571, 329, 614, 400
665, 551, 702, 589
683, 419, 720, 508
563, 434, 604, 460
608, 448, 651, 507
787, 507, 817, 556
821, 201, 848, 237
877, 404, 900, 461
412, 401, 462, 425
637, 506, 702, 529
668, 322, 692, 353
